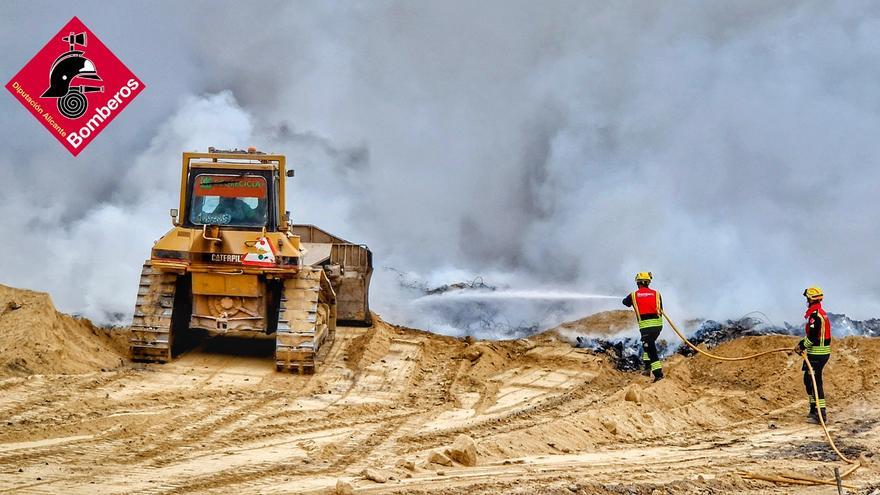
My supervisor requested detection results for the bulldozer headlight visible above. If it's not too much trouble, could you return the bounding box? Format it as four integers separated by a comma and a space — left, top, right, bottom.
278, 256, 299, 266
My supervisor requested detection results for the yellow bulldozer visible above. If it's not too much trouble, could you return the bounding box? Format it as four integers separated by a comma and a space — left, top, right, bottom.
130, 147, 372, 373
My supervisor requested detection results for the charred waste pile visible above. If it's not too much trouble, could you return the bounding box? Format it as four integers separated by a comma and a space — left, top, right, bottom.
575, 313, 880, 371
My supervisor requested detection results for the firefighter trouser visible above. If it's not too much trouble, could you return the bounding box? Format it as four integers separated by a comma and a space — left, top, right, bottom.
803, 353, 830, 411
640, 326, 662, 378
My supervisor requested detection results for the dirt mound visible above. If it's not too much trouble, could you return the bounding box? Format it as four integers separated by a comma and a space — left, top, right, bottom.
550, 310, 635, 341
0, 285, 126, 376
479, 334, 880, 463
345, 314, 466, 372
345, 316, 394, 370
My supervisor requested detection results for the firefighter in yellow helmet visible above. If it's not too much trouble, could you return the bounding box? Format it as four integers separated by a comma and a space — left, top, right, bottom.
793, 286, 831, 424
622, 272, 664, 382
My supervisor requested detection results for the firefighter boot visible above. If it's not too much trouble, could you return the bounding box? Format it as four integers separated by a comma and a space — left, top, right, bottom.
807, 409, 819, 424
652, 369, 664, 382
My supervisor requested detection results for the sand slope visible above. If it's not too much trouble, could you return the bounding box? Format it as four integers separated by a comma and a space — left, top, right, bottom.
0, 285, 125, 376
0, 295, 877, 494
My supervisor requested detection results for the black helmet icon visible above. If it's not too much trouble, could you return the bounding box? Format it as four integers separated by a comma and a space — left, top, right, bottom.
41, 32, 103, 119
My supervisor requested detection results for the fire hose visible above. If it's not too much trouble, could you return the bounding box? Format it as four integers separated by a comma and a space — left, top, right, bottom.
662, 312, 862, 490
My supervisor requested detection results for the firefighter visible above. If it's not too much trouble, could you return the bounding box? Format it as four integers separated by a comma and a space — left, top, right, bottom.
623, 272, 664, 382
793, 286, 832, 424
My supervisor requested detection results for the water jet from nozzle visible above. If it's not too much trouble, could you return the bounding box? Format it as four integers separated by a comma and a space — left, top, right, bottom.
412, 289, 619, 304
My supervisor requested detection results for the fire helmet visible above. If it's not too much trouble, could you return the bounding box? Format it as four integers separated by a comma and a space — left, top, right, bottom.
635, 272, 653, 283
803, 286, 823, 302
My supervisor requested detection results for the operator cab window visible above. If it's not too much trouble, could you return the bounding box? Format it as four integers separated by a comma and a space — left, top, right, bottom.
190, 174, 268, 227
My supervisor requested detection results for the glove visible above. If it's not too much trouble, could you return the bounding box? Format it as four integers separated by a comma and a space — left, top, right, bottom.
792, 344, 804, 356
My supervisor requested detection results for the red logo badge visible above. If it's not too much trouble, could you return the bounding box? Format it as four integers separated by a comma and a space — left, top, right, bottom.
5, 17, 145, 156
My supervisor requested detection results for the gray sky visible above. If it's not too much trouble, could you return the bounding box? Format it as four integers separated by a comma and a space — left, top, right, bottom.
2, 1, 879, 332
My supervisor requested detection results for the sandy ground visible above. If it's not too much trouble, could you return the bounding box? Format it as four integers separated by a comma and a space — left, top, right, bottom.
0, 287, 879, 494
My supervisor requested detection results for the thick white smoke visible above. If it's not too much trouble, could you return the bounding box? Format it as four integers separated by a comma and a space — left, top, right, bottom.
2, 1, 880, 335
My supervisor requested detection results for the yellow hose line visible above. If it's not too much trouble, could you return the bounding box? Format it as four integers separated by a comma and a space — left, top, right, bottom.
802, 357, 857, 465
755, 462, 859, 485
661, 312, 861, 487
739, 473, 813, 485
741, 472, 856, 490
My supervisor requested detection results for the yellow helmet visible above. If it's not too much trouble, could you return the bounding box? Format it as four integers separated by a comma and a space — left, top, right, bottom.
803, 286, 823, 302
635, 272, 653, 283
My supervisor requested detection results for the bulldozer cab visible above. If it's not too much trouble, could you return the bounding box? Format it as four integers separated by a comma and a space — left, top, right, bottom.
178, 147, 286, 232
188, 174, 270, 228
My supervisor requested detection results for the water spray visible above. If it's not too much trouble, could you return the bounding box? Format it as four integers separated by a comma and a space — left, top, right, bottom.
412, 289, 619, 304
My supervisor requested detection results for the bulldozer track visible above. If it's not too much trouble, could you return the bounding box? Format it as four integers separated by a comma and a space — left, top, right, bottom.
136, 412, 428, 495
395, 379, 607, 452
146, 391, 287, 466
275, 267, 335, 374
0, 371, 130, 423
87, 389, 276, 465
0, 377, 26, 393
136, 462, 301, 495
130, 261, 178, 363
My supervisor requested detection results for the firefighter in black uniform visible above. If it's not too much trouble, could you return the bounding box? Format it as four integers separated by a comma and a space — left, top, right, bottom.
794, 286, 832, 424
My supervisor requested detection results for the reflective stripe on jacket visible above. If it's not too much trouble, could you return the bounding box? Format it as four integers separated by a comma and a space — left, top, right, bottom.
802, 302, 831, 356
